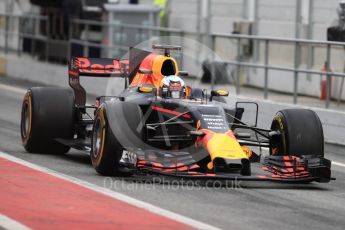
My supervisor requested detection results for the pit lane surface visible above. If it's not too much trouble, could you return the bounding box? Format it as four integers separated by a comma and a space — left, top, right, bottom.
0, 77, 345, 230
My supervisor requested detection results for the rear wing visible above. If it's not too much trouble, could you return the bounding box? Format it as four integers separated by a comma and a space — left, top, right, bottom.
68, 57, 129, 106
68, 57, 129, 78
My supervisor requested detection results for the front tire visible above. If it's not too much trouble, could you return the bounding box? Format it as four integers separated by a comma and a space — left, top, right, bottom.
91, 106, 123, 176
91, 101, 143, 176
269, 109, 324, 157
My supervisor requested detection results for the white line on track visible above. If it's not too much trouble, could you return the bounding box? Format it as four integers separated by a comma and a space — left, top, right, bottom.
0, 214, 31, 230
0, 83, 27, 95
332, 161, 345, 168
0, 151, 220, 230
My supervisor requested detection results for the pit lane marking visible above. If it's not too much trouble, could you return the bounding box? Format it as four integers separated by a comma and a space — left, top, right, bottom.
0, 214, 31, 230
332, 161, 345, 168
0, 151, 219, 230
0, 83, 26, 95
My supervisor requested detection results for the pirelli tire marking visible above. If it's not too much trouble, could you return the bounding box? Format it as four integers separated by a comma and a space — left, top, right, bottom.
274, 115, 286, 155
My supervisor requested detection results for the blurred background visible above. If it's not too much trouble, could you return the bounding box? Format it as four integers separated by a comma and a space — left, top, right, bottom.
1, 0, 345, 109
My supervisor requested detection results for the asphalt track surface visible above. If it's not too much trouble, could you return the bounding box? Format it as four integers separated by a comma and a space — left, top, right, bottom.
0, 77, 345, 230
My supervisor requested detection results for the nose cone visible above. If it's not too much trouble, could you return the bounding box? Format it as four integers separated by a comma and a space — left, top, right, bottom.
197, 130, 249, 172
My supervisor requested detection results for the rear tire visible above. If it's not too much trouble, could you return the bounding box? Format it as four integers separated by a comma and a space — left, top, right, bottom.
269, 109, 324, 157
20, 87, 75, 154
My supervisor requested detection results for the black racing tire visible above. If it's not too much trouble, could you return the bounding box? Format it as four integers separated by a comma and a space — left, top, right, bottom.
91, 101, 143, 176
20, 87, 75, 154
269, 109, 324, 157
91, 106, 122, 176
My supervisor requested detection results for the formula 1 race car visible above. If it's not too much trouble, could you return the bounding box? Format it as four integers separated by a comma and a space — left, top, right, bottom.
20, 45, 333, 183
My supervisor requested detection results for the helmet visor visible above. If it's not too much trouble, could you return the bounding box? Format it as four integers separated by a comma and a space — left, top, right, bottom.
169, 82, 182, 99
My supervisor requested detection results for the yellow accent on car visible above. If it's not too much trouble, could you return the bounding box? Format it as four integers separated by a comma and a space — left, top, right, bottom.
216, 90, 229, 96
152, 55, 179, 77
138, 86, 154, 93
206, 133, 248, 170
95, 107, 106, 167
241, 146, 253, 158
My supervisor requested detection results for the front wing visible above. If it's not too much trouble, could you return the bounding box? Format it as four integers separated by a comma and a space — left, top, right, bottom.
130, 150, 334, 183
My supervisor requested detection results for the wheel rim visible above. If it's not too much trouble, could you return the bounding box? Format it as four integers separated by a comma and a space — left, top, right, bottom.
21, 97, 32, 141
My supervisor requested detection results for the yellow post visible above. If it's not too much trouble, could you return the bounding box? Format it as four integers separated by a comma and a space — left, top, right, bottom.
0, 57, 7, 76
154, 0, 168, 27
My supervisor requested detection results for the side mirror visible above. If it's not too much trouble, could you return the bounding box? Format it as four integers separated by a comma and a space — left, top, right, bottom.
138, 86, 156, 94
210, 89, 229, 101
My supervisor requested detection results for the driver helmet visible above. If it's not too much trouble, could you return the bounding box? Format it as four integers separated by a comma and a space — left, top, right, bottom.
160, 75, 186, 99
